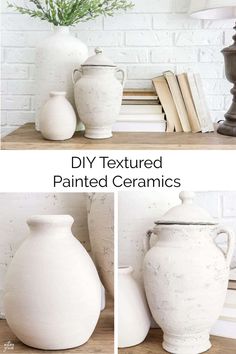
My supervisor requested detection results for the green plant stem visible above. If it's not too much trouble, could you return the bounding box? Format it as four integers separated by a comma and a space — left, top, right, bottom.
8, 0, 134, 26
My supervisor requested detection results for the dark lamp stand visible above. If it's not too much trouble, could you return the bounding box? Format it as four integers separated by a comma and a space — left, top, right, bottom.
217, 23, 236, 136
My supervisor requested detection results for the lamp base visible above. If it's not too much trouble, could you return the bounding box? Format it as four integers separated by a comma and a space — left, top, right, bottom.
217, 119, 236, 137
217, 23, 236, 137
217, 83, 236, 137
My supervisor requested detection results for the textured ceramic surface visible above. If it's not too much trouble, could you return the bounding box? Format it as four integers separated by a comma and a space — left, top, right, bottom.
118, 266, 151, 348
143, 192, 235, 354
73, 48, 125, 139
39, 91, 76, 140
87, 193, 114, 297
35, 26, 88, 131
4, 215, 101, 350
118, 191, 180, 285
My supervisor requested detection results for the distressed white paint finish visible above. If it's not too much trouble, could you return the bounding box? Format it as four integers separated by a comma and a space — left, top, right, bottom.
73, 49, 125, 139
118, 191, 236, 284
4, 215, 101, 350
34, 26, 88, 131
143, 223, 234, 354
1, 0, 235, 135
87, 193, 114, 296
118, 191, 182, 285
118, 266, 151, 348
0, 193, 90, 319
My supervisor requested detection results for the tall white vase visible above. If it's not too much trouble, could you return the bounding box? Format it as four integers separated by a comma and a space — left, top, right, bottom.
118, 266, 151, 348
4, 215, 101, 350
87, 193, 114, 297
35, 26, 88, 131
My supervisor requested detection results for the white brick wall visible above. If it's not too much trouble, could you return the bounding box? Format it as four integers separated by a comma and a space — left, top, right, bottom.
1, 0, 235, 135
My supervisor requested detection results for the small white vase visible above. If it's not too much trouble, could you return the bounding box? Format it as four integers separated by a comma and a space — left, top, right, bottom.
4, 215, 101, 350
73, 48, 125, 139
118, 266, 151, 348
35, 26, 88, 131
39, 91, 76, 140
87, 193, 114, 297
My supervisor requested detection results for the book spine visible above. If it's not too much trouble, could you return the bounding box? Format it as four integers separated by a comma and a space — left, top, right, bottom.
164, 72, 191, 133
187, 73, 209, 133
120, 105, 162, 115
194, 73, 214, 132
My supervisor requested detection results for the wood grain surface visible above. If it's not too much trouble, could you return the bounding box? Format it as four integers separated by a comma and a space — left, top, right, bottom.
0, 297, 114, 353
119, 328, 236, 354
2, 123, 236, 150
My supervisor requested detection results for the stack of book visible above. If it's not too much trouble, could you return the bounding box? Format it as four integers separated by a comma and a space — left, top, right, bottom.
113, 90, 166, 132
153, 71, 214, 133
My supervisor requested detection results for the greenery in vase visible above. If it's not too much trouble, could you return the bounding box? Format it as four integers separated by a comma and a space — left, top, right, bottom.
8, 0, 134, 26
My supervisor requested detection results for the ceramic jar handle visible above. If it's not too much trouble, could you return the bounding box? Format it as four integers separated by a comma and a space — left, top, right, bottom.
116, 68, 126, 87
214, 227, 235, 267
72, 68, 82, 85
143, 229, 155, 253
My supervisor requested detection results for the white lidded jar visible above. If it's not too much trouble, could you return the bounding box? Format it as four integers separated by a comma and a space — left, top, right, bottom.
118, 266, 151, 348
4, 215, 101, 350
73, 48, 125, 139
39, 91, 77, 140
143, 192, 235, 354
35, 26, 88, 131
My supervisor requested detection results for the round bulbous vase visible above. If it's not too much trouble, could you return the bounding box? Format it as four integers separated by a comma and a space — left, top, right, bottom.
39, 91, 77, 140
87, 193, 114, 297
143, 224, 235, 354
73, 48, 125, 139
4, 215, 101, 350
35, 26, 88, 131
118, 266, 151, 348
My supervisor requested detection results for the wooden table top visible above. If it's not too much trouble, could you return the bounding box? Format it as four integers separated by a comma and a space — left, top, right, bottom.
2, 123, 236, 150
119, 328, 236, 354
0, 297, 114, 353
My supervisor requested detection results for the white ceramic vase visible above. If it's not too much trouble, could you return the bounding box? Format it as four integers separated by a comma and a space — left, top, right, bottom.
143, 192, 235, 354
4, 215, 101, 350
118, 266, 151, 348
73, 48, 125, 139
39, 91, 76, 140
87, 193, 114, 297
118, 191, 180, 286
35, 26, 88, 131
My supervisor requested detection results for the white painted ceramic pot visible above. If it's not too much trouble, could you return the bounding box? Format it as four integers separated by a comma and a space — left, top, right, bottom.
118, 266, 151, 348
73, 48, 125, 139
35, 26, 88, 131
87, 193, 114, 297
118, 191, 180, 286
143, 192, 235, 354
39, 91, 76, 140
4, 215, 101, 350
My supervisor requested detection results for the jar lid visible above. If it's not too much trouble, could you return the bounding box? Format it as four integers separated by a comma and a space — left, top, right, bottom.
155, 191, 217, 225
82, 47, 116, 67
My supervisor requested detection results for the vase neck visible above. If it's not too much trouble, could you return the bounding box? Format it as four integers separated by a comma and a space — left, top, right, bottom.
27, 215, 74, 237
118, 266, 133, 275
53, 26, 70, 34
50, 91, 66, 98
